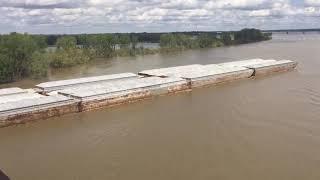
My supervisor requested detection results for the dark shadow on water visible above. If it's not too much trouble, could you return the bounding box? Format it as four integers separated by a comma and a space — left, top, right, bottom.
0, 169, 10, 180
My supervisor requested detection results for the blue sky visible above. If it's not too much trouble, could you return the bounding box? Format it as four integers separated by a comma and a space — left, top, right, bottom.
0, 0, 319, 34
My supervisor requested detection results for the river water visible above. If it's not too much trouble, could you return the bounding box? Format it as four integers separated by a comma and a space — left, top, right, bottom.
0, 33, 320, 180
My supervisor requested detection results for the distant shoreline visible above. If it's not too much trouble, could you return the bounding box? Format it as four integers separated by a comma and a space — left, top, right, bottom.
1, 28, 320, 36
0, 28, 271, 84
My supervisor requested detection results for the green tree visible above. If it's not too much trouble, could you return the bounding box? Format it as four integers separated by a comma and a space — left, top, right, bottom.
49, 36, 91, 68
95, 34, 117, 57
32, 35, 48, 49
29, 51, 49, 78
160, 34, 178, 48
118, 34, 130, 49
234, 28, 270, 44
197, 34, 213, 48
0, 33, 41, 82
0, 54, 15, 82
130, 35, 138, 50
56, 36, 77, 50
221, 32, 233, 45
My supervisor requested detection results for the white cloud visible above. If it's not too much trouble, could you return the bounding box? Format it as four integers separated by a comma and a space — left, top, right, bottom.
304, 6, 320, 16
88, 0, 124, 6
249, 9, 270, 16
161, 0, 200, 9
0, 0, 81, 8
305, 0, 320, 6
0, 0, 319, 33
205, 0, 268, 9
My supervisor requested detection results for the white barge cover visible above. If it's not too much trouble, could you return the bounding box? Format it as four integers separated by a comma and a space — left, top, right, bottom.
36, 73, 139, 92
183, 65, 253, 79
138, 64, 204, 77
0, 87, 27, 97
216, 59, 276, 68
59, 77, 187, 100
0, 93, 43, 104
0, 95, 75, 115
140, 63, 253, 80
245, 60, 297, 69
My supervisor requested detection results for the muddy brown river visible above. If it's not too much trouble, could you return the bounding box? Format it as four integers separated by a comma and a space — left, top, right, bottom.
1, 33, 320, 180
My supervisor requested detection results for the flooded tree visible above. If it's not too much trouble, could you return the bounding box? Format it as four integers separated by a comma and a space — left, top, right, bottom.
49, 36, 91, 68
0, 29, 271, 83
0, 33, 46, 82
234, 28, 271, 44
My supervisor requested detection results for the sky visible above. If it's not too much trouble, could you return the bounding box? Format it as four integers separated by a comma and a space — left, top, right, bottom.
0, 0, 319, 34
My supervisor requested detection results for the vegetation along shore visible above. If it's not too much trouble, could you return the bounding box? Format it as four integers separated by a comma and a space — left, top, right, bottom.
0, 28, 271, 83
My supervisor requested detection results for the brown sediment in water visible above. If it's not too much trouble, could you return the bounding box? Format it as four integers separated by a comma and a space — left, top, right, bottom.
4, 34, 320, 180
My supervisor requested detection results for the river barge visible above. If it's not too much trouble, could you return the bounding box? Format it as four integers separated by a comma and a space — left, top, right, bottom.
0, 59, 298, 127
58, 77, 189, 112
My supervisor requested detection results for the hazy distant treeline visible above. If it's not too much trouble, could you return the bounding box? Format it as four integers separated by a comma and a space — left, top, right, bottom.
159, 29, 271, 50
0, 29, 271, 83
41, 29, 270, 45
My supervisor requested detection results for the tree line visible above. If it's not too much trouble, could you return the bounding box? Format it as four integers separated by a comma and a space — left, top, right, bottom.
44, 29, 270, 46
159, 29, 271, 50
0, 29, 271, 83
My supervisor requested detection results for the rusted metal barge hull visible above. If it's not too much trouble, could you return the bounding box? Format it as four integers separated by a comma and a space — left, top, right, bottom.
58, 77, 189, 112
245, 60, 298, 76
0, 95, 79, 127
184, 66, 254, 88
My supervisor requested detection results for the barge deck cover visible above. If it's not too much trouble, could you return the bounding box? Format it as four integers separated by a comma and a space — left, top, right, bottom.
36, 73, 139, 92
138, 64, 204, 77
0, 95, 76, 115
59, 77, 187, 99
216, 59, 274, 67
245, 60, 297, 69
0, 87, 27, 97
